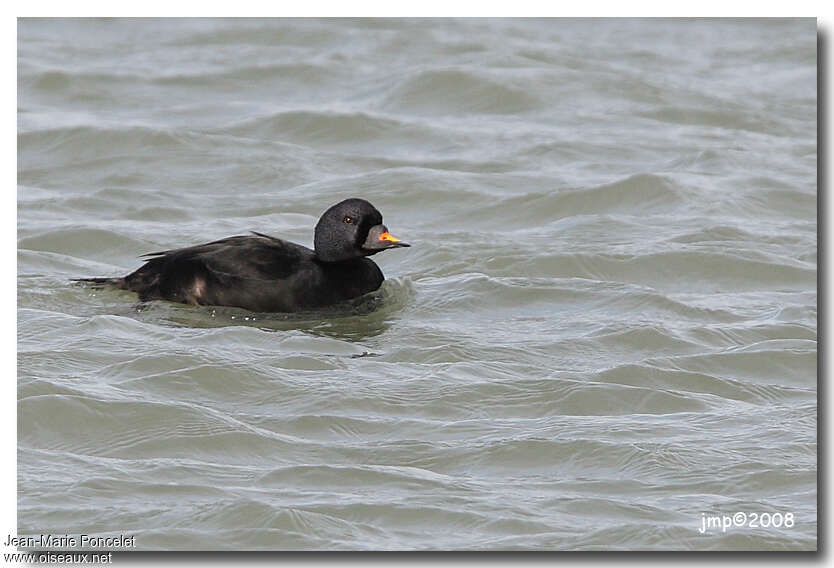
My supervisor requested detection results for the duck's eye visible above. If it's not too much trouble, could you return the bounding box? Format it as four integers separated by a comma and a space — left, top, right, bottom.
343, 216, 354, 224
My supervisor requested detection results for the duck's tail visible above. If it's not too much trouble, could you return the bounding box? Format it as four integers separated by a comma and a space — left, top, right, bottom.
72, 277, 125, 288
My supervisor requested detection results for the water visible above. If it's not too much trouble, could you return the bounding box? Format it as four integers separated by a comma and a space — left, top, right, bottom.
17, 18, 817, 551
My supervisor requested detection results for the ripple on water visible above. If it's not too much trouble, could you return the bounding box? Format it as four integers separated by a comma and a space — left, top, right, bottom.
17, 18, 817, 551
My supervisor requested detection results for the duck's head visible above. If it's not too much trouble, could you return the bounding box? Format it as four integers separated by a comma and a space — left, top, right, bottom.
314, 198, 410, 262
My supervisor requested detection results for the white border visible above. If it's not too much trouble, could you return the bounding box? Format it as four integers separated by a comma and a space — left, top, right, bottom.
6, 5, 829, 566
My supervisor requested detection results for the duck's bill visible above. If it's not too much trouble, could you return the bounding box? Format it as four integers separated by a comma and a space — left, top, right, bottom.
364, 225, 411, 250
378, 231, 410, 247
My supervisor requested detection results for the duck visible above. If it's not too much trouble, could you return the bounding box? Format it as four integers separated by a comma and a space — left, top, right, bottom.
76, 198, 410, 312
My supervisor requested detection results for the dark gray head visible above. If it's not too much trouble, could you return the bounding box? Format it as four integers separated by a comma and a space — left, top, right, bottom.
313, 198, 410, 263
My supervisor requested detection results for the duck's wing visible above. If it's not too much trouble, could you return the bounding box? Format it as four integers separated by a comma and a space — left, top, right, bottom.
126, 235, 313, 303
139, 235, 254, 260
196, 234, 313, 283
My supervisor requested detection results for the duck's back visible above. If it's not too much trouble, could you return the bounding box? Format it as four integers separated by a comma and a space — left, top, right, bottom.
121, 233, 384, 312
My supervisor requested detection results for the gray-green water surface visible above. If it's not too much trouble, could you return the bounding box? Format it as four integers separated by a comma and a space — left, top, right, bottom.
18, 18, 817, 550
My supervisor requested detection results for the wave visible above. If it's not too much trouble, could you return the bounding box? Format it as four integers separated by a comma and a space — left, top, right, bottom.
381, 67, 543, 115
